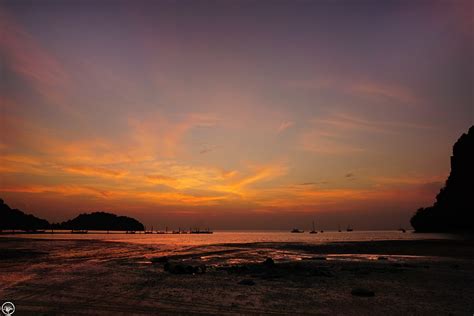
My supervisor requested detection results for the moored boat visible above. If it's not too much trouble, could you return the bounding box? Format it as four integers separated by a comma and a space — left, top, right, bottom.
291, 228, 304, 233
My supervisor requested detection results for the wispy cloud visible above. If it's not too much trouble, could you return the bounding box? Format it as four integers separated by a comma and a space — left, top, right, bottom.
61, 165, 127, 178
128, 112, 220, 158
349, 82, 421, 106
285, 76, 424, 107
212, 162, 288, 197
0, 8, 71, 109
299, 110, 433, 155
277, 121, 294, 134
199, 144, 220, 154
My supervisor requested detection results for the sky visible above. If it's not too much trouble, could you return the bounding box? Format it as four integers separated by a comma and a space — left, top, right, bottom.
0, 0, 473, 230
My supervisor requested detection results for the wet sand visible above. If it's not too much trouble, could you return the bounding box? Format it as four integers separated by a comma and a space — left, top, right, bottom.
1, 237, 473, 315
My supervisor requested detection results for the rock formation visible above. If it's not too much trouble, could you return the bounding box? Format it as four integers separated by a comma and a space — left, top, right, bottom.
0, 199, 50, 230
411, 126, 474, 232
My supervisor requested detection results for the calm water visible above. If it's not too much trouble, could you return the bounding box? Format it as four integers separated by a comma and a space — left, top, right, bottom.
0, 230, 457, 246
0, 230, 462, 267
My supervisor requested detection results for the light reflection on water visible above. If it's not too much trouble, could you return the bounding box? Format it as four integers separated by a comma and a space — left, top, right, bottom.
0, 230, 457, 246
1, 231, 459, 267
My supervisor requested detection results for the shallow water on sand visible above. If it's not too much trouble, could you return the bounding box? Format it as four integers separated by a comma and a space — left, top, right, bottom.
2, 230, 460, 267
1, 230, 460, 267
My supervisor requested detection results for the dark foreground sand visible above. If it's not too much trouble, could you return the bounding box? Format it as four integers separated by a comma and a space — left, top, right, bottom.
1, 238, 473, 315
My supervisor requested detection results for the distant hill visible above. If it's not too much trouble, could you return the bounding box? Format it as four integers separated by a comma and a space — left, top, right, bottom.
58, 212, 145, 231
411, 126, 474, 233
0, 199, 145, 232
0, 199, 50, 230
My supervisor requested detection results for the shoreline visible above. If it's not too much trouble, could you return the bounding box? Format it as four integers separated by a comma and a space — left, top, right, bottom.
1, 238, 473, 315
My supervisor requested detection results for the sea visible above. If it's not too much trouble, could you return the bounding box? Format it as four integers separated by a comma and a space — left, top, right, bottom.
0, 230, 463, 267
0, 230, 457, 246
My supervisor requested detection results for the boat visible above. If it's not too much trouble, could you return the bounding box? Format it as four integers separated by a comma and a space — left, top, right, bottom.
71, 230, 88, 234
190, 228, 213, 234
346, 225, 353, 232
291, 228, 304, 233
309, 221, 317, 234
144, 226, 154, 234
397, 223, 406, 233
338, 224, 342, 232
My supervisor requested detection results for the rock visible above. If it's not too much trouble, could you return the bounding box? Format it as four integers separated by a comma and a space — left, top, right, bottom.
195, 265, 207, 274
377, 256, 388, 261
263, 257, 275, 267
351, 288, 375, 297
238, 279, 256, 286
312, 267, 333, 277
151, 256, 169, 264
164, 262, 185, 274
411, 125, 474, 233
164, 262, 206, 274
184, 265, 195, 274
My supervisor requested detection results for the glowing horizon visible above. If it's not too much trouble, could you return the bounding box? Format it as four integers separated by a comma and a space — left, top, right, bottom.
1, 0, 472, 229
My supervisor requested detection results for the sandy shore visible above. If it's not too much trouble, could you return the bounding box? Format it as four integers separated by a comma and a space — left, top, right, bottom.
1, 237, 473, 315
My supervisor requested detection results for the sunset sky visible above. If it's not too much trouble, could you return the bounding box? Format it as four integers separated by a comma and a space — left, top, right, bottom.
1, 0, 472, 230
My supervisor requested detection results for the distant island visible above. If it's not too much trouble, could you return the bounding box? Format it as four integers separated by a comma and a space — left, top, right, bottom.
411, 126, 473, 233
0, 199, 144, 232
56, 212, 144, 231
0, 199, 50, 231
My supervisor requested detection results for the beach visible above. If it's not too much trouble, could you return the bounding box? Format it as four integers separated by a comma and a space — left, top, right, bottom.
1, 235, 473, 315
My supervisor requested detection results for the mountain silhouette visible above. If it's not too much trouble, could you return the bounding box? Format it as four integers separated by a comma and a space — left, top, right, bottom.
58, 212, 145, 231
0, 199, 145, 232
0, 199, 50, 231
411, 126, 474, 232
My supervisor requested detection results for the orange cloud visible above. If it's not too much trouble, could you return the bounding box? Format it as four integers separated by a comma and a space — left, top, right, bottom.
61, 165, 127, 178
128, 112, 220, 158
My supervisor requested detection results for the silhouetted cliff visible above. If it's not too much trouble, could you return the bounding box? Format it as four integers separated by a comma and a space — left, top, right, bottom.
411, 126, 474, 232
58, 212, 145, 231
0, 199, 50, 230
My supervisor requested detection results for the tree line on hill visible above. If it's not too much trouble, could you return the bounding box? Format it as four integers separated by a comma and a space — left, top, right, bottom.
0, 199, 144, 231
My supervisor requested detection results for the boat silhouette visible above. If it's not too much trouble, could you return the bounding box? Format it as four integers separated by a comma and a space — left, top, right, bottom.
291, 228, 304, 233
190, 227, 213, 234
309, 221, 317, 234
